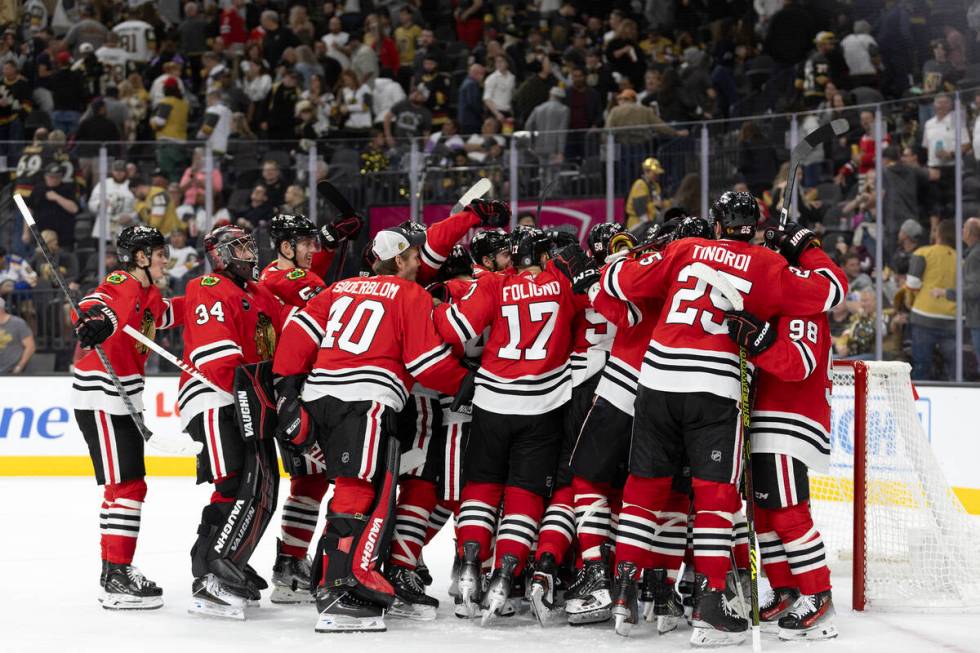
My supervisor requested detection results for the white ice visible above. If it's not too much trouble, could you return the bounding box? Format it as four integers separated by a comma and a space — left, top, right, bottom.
1, 477, 976, 653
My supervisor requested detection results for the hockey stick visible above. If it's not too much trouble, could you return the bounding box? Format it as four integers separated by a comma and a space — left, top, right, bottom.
316, 178, 359, 283
122, 325, 327, 466
536, 174, 562, 223
687, 263, 761, 653
779, 118, 849, 228
13, 194, 184, 454
450, 177, 493, 216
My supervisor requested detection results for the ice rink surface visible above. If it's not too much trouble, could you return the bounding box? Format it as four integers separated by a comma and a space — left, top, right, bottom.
2, 477, 976, 653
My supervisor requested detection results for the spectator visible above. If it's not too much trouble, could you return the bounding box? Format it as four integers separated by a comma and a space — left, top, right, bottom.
263, 69, 301, 143
74, 99, 121, 165
843, 250, 874, 293
458, 63, 486, 135
513, 56, 556, 126
365, 13, 399, 76
240, 184, 275, 225
23, 164, 79, 250
281, 184, 306, 214
198, 91, 233, 156
455, 0, 485, 49
149, 61, 186, 108
49, 51, 87, 135
288, 5, 316, 46
798, 31, 848, 109
165, 229, 199, 294
64, 5, 108, 57
132, 176, 183, 237
894, 218, 925, 269
385, 87, 432, 146
960, 218, 980, 371
151, 78, 189, 181
841, 20, 879, 88
835, 110, 891, 187
517, 212, 537, 227
764, 0, 814, 101
394, 6, 422, 73
922, 93, 968, 217
321, 16, 351, 69
625, 157, 665, 229
180, 147, 223, 207
834, 289, 878, 360
242, 61, 273, 127
261, 10, 300, 68
361, 128, 391, 173
0, 61, 32, 161
922, 39, 957, 95
881, 145, 932, 256
29, 229, 79, 291
736, 121, 780, 198
0, 246, 37, 299
607, 88, 687, 192
260, 160, 288, 207
908, 219, 957, 380
89, 159, 136, 243
335, 68, 373, 137
484, 55, 516, 125
102, 86, 130, 137
371, 69, 406, 129
350, 31, 380, 84
465, 117, 505, 163
564, 66, 601, 160
0, 297, 35, 375
604, 18, 645, 90
524, 86, 570, 166
417, 53, 451, 127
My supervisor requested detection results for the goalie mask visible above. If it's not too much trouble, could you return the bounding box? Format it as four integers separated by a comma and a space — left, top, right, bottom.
205, 226, 259, 284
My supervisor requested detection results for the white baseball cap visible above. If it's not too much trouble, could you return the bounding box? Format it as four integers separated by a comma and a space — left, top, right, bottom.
372, 226, 426, 261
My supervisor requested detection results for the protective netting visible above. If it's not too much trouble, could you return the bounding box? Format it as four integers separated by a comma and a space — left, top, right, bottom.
811, 361, 980, 610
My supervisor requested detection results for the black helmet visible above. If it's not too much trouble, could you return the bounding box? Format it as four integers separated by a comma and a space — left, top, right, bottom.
470, 228, 509, 267
439, 244, 473, 280
117, 225, 167, 267
588, 222, 626, 264
398, 220, 428, 235
270, 212, 318, 257
510, 225, 552, 268
676, 215, 713, 240
546, 227, 579, 253
204, 225, 258, 284
709, 190, 758, 240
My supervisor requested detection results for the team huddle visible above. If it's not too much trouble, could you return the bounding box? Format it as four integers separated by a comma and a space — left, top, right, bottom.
68, 186, 847, 647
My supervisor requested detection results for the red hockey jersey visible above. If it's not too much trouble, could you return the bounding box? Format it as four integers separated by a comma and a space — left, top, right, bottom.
259, 261, 328, 307
177, 273, 285, 429
750, 312, 832, 473
598, 238, 846, 402
435, 266, 584, 415
569, 307, 616, 387
417, 211, 480, 284
73, 270, 183, 414
273, 275, 467, 411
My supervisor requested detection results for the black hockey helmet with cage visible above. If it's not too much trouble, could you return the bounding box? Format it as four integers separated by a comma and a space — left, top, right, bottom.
117, 225, 167, 266
205, 225, 258, 283
270, 212, 318, 256
469, 228, 509, 266
439, 244, 473, 280
588, 222, 626, 264
510, 225, 552, 268
709, 190, 758, 240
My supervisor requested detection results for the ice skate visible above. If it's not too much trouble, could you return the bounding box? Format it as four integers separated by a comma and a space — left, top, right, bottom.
647, 568, 685, 633
690, 574, 747, 647
481, 554, 519, 627
189, 573, 248, 620
564, 552, 612, 625
529, 553, 560, 626
270, 540, 314, 604
778, 590, 837, 641
611, 561, 640, 637
448, 551, 461, 598
725, 568, 751, 620
416, 554, 433, 587
640, 568, 656, 622
99, 563, 163, 610
457, 541, 483, 618
387, 565, 439, 621
760, 587, 799, 634
314, 588, 386, 633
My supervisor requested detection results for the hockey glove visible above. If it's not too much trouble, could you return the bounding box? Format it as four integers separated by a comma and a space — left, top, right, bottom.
74, 304, 117, 349
450, 364, 478, 413
426, 281, 451, 305
725, 310, 776, 356
320, 214, 364, 249
275, 374, 315, 451
764, 223, 820, 265
551, 244, 600, 294
467, 198, 510, 228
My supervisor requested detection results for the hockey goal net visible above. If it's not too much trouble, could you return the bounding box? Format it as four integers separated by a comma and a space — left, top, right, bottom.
810, 360, 980, 610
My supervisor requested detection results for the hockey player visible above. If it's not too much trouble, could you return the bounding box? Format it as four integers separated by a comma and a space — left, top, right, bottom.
416, 198, 511, 283
469, 228, 513, 277
72, 225, 183, 610
179, 226, 287, 619
722, 229, 841, 642
527, 224, 622, 625
434, 226, 588, 624
258, 212, 361, 603
272, 225, 470, 633
593, 191, 846, 645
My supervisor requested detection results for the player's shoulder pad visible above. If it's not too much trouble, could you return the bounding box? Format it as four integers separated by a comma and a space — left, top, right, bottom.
286, 268, 307, 281
200, 275, 221, 287
105, 271, 130, 285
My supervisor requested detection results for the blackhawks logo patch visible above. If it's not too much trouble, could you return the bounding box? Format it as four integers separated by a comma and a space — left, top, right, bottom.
286, 268, 307, 281
106, 272, 127, 284
201, 275, 221, 287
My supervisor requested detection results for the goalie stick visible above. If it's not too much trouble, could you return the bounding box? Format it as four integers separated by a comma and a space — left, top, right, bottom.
687, 263, 762, 653
13, 194, 195, 455
779, 118, 849, 228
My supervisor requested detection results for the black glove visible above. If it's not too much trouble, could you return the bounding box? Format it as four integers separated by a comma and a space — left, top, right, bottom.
764, 222, 819, 265
321, 214, 364, 249
426, 281, 451, 304
275, 375, 315, 451
450, 367, 477, 413
467, 198, 510, 228
725, 310, 776, 356
74, 304, 117, 349
551, 244, 600, 294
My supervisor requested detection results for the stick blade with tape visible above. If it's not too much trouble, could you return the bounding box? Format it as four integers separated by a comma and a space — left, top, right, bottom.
14, 194, 35, 227
316, 179, 357, 218
689, 262, 744, 311
451, 177, 492, 215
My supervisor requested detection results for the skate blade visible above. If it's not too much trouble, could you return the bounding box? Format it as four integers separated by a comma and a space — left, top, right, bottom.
188, 597, 246, 621
454, 602, 482, 619
614, 613, 633, 637
448, 579, 460, 598
270, 585, 315, 604
566, 607, 611, 625
529, 587, 559, 627
388, 599, 438, 621
642, 600, 655, 623
246, 599, 261, 609
689, 626, 747, 647
778, 624, 838, 641
760, 620, 782, 635
99, 591, 164, 611
481, 597, 505, 627
657, 615, 682, 634
315, 614, 386, 633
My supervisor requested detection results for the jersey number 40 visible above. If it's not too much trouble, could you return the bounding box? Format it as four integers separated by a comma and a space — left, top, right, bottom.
323, 296, 385, 355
